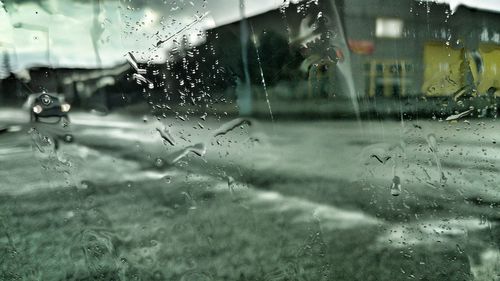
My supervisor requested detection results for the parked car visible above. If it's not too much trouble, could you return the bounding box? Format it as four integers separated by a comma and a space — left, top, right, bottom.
23, 93, 73, 148
24, 93, 71, 123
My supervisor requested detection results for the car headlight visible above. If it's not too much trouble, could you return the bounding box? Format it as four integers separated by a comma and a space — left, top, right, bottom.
61, 103, 71, 112
33, 105, 43, 114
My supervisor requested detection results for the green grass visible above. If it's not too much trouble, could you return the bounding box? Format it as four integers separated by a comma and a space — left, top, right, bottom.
0, 175, 481, 281
1, 120, 498, 280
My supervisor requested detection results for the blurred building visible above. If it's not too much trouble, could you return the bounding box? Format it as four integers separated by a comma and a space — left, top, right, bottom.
0, 64, 142, 109
201, 0, 500, 100
2, 0, 500, 111
345, 0, 500, 98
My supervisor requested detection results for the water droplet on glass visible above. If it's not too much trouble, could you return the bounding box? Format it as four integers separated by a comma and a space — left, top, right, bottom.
156, 127, 175, 146
155, 157, 164, 167
426, 133, 437, 152
162, 175, 172, 184
391, 176, 401, 196
168, 143, 206, 164
227, 176, 235, 193
79, 180, 90, 190
64, 134, 74, 143
213, 118, 252, 137
28, 127, 54, 153
445, 108, 473, 121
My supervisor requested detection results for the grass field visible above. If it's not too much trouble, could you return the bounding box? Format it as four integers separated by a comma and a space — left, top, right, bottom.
0, 116, 499, 280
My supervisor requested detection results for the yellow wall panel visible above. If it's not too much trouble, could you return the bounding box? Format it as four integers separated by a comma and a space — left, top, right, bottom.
477, 44, 500, 94
422, 42, 464, 96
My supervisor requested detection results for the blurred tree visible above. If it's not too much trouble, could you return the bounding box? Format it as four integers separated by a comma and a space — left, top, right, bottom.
0, 51, 11, 79
258, 30, 292, 85
0, 51, 12, 103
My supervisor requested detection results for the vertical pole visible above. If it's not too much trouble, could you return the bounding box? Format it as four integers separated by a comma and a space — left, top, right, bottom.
383, 61, 391, 97
401, 60, 406, 97
237, 0, 252, 116
369, 60, 376, 97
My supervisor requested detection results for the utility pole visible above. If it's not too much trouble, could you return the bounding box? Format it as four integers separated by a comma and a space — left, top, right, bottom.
237, 0, 253, 116
0, 51, 12, 103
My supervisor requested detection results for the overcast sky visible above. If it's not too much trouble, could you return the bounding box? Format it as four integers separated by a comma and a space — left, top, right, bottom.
424, 0, 500, 13
0, 0, 299, 71
0, 0, 499, 72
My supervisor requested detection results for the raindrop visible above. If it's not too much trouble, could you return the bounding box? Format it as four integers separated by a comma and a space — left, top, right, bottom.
155, 157, 164, 167
390, 176, 401, 196
445, 108, 473, 121
156, 127, 175, 146
125, 52, 147, 74
250, 23, 274, 122
370, 154, 391, 164
132, 73, 154, 89
426, 133, 446, 183
162, 175, 172, 184
40, 94, 52, 105
63, 134, 74, 143
181, 191, 197, 210
227, 176, 235, 194
28, 127, 54, 153
213, 118, 252, 137
79, 180, 92, 190
168, 143, 206, 164
426, 133, 437, 152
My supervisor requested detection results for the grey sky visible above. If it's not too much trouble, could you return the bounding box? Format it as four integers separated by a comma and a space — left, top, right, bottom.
0, 0, 297, 71
424, 0, 500, 13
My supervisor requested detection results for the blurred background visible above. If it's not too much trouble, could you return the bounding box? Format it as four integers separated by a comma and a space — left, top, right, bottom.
1, 0, 499, 117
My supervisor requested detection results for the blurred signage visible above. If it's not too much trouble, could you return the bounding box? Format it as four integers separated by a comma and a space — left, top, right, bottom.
348, 39, 375, 55
375, 18, 403, 38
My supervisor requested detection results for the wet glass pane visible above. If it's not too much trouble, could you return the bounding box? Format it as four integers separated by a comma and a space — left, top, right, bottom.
1, 0, 499, 280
